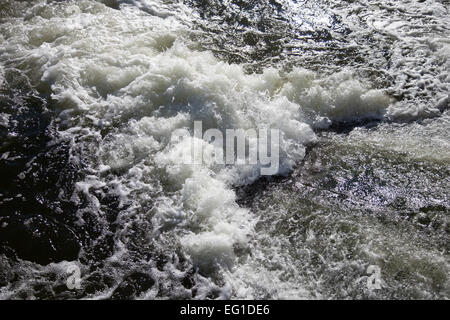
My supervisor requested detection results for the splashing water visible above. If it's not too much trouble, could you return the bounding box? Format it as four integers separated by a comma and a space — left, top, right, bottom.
0, 0, 448, 299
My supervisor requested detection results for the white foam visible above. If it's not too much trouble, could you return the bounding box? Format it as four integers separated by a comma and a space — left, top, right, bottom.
279, 68, 393, 124
5, 0, 441, 299
347, 0, 450, 121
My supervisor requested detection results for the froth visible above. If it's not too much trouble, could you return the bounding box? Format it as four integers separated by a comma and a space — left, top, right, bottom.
0, 0, 403, 299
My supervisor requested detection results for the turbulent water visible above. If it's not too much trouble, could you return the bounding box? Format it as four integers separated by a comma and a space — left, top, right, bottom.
0, 0, 448, 299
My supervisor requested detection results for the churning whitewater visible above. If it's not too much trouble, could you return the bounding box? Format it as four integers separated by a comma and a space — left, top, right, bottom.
0, 0, 448, 299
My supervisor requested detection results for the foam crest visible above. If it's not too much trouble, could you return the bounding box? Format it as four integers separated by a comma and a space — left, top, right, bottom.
4, 0, 437, 300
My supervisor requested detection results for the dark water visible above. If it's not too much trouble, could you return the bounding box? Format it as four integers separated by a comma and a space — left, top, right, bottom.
0, 0, 448, 299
